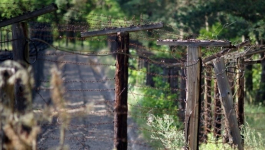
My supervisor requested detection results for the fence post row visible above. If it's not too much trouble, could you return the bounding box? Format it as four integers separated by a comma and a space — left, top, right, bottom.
81, 23, 163, 150
213, 57, 243, 150
157, 39, 230, 150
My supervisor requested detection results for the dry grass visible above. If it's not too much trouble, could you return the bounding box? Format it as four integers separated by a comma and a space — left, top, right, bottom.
50, 66, 70, 149
0, 60, 39, 150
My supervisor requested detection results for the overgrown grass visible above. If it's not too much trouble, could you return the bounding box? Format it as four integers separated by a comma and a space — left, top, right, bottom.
244, 103, 265, 148
146, 114, 185, 149
128, 63, 182, 149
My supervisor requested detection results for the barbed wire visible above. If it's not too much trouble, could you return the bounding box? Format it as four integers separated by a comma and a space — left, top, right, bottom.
1, 4, 265, 149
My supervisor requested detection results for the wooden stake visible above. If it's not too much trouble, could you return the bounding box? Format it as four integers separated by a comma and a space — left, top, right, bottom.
213, 57, 243, 150
185, 46, 201, 150
157, 39, 230, 149
237, 58, 244, 126
12, 22, 29, 63
237, 58, 244, 146
12, 22, 29, 113
114, 32, 129, 150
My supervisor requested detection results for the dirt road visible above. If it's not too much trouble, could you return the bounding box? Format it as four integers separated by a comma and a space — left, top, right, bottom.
33, 51, 151, 150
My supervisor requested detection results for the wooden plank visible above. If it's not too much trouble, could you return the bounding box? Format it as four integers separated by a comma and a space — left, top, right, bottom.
81, 23, 163, 37
185, 46, 201, 150
157, 39, 231, 47
114, 32, 129, 150
0, 3, 58, 28
213, 57, 243, 150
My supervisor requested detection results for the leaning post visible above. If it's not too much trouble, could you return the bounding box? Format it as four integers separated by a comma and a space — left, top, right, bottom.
213, 57, 243, 150
157, 39, 230, 150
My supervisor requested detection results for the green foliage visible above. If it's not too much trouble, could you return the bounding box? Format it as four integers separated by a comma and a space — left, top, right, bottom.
0, 0, 32, 19
245, 104, 265, 138
140, 76, 178, 116
199, 133, 233, 150
147, 114, 185, 149
128, 61, 182, 148
243, 122, 265, 150
198, 22, 228, 40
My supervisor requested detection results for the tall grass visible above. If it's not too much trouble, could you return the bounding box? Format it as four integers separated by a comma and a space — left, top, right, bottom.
50, 66, 70, 149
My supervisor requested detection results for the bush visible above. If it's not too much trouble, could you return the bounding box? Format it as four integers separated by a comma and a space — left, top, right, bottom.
147, 114, 185, 149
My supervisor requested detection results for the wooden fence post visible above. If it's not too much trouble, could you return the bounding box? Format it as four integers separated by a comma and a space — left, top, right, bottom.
81, 23, 163, 150
213, 57, 243, 150
237, 57, 244, 146
237, 58, 244, 127
114, 32, 129, 150
157, 39, 230, 149
12, 22, 29, 63
12, 22, 29, 113
186, 45, 201, 150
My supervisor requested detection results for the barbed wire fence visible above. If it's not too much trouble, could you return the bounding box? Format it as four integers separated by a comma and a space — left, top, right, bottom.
0, 2, 265, 150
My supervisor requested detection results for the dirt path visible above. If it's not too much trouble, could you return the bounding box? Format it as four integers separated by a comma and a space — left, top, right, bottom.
34, 52, 114, 150
33, 51, 151, 150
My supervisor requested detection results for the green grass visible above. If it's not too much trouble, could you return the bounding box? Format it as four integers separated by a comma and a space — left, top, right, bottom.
200, 104, 265, 150
245, 103, 265, 138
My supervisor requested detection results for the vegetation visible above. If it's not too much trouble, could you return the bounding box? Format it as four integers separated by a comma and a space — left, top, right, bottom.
1, 0, 265, 149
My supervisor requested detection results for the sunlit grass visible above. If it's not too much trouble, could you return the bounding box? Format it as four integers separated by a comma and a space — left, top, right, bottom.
245, 103, 265, 138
